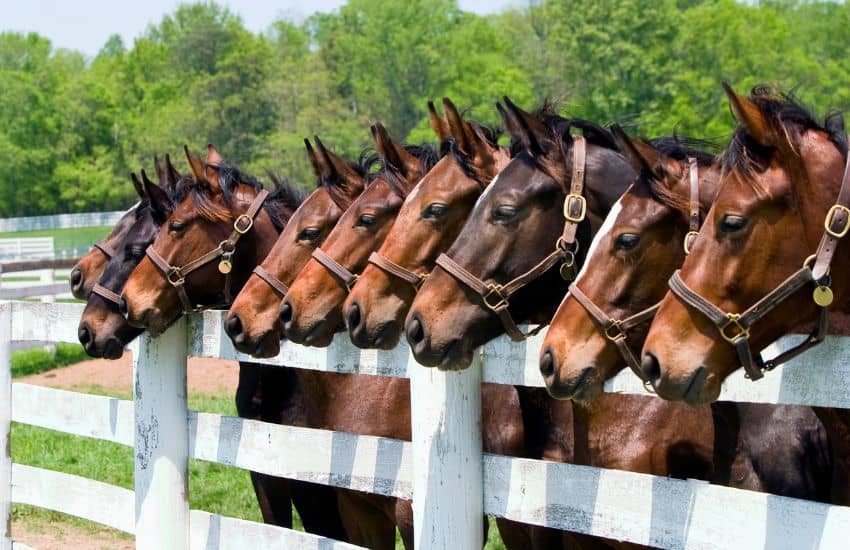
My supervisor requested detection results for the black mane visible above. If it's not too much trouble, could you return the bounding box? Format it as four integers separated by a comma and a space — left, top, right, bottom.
380, 142, 441, 198
644, 135, 719, 217
438, 122, 502, 181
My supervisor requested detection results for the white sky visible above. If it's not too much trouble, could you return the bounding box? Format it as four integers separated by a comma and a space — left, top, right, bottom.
1, 0, 523, 56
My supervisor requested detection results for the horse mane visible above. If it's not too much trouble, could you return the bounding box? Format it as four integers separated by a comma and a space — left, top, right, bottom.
721, 85, 847, 178
264, 171, 308, 232
381, 142, 441, 198
437, 121, 502, 181
644, 135, 719, 217
316, 150, 380, 209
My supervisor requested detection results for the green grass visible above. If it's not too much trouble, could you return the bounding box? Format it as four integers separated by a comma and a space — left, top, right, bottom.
11, 343, 89, 378
0, 226, 111, 256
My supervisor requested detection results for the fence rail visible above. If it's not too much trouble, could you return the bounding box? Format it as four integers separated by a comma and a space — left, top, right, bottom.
2, 301, 849, 549
0, 211, 125, 233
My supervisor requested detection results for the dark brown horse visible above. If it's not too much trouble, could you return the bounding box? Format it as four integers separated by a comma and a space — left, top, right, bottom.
641, 84, 850, 503
343, 98, 510, 349
539, 130, 832, 501
225, 138, 374, 357
69, 156, 181, 299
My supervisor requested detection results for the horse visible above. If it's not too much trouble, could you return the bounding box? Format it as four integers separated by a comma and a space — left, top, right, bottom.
225, 137, 374, 357
538, 128, 832, 501
343, 98, 511, 349
69, 156, 181, 299
405, 98, 717, 548
641, 84, 850, 503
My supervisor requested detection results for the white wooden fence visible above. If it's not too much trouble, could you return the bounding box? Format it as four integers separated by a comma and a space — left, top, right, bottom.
0, 239, 54, 262
0, 212, 125, 233
1, 301, 849, 549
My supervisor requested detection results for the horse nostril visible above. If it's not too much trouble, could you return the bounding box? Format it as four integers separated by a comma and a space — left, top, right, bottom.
279, 301, 294, 328
540, 349, 556, 378
641, 352, 662, 384
406, 316, 425, 346
225, 314, 243, 339
79, 323, 92, 348
70, 267, 83, 290
346, 302, 362, 331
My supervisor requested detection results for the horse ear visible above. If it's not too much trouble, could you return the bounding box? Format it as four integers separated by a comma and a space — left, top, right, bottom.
305, 138, 325, 178
371, 122, 418, 177
503, 96, 553, 157
204, 144, 223, 191
184, 145, 206, 183
723, 82, 774, 147
164, 154, 181, 190
142, 169, 172, 221
153, 156, 166, 184
427, 101, 451, 142
611, 125, 661, 176
443, 97, 479, 157
314, 136, 361, 185
496, 102, 521, 139
130, 172, 146, 200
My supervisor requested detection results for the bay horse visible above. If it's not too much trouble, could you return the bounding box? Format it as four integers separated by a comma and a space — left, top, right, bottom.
69, 156, 181, 299
539, 129, 832, 501
343, 98, 511, 349
225, 137, 374, 357
405, 99, 717, 548
641, 84, 850, 503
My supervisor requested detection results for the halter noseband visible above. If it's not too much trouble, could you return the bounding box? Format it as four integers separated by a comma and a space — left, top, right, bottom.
435, 136, 588, 342
666, 150, 850, 381
250, 264, 290, 297
92, 241, 116, 260
568, 158, 699, 385
145, 189, 269, 314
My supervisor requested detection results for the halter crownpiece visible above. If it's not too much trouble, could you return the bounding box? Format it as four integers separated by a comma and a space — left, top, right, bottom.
567, 157, 700, 388
666, 148, 850, 381
145, 189, 269, 314
436, 136, 588, 342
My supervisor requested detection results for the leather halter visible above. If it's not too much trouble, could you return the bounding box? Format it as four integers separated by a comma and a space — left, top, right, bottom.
436, 136, 588, 342
568, 158, 699, 384
311, 247, 360, 292
250, 264, 289, 297
92, 241, 116, 260
92, 282, 124, 308
666, 151, 850, 380
145, 189, 269, 314
368, 251, 427, 289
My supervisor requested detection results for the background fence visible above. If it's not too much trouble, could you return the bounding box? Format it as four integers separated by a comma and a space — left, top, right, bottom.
1, 301, 849, 549
0, 212, 125, 234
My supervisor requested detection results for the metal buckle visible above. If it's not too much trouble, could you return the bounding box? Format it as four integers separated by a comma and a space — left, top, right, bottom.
167, 268, 185, 286
234, 214, 254, 234
345, 273, 360, 292
719, 313, 749, 344
604, 320, 625, 341
683, 231, 699, 255
563, 194, 587, 224
483, 283, 509, 311
824, 204, 850, 239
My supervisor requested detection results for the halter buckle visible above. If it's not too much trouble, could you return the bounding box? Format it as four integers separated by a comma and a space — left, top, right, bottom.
683, 231, 699, 255
167, 268, 185, 286
824, 204, 850, 239
604, 320, 625, 341
234, 214, 254, 234
483, 283, 509, 311
720, 313, 749, 344
563, 194, 587, 224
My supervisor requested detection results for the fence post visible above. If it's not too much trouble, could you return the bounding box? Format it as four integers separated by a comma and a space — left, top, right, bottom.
0, 304, 12, 550
410, 349, 483, 550
133, 317, 189, 549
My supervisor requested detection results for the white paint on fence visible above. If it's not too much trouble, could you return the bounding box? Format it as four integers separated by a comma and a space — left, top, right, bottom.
189, 411, 413, 499
189, 510, 365, 550
133, 319, 190, 550
0, 305, 11, 550
11, 463, 134, 534
12, 383, 134, 446
411, 350, 483, 550
484, 454, 850, 549
0, 238, 54, 262
0, 211, 124, 233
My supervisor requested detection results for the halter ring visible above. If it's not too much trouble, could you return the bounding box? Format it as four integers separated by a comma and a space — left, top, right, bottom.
483, 283, 509, 311
345, 273, 360, 292
167, 268, 185, 286
824, 204, 850, 239
563, 194, 587, 223
683, 231, 699, 255
719, 313, 749, 344
604, 320, 625, 341
234, 214, 254, 234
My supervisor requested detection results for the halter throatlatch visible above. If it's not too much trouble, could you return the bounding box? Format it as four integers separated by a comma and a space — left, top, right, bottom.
568, 158, 699, 388
667, 151, 850, 380
145, 189, 269, 314
436, 136, 588, 342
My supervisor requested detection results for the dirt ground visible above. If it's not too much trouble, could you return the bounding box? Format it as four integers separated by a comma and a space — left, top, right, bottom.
12, 352, 241, 549
18, 351, 240, 395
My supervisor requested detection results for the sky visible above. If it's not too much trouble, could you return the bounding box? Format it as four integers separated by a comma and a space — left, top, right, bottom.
2, 0, 520, 57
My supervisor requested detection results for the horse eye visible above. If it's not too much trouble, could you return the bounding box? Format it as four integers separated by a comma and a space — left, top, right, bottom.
720, 215, 747, 233
423, 203, 448, 219
169, 221, 186, 232
356, 214, 377, 227
298, 227, 321, 242
493, 205, 517, 221
614, 233, 641, 251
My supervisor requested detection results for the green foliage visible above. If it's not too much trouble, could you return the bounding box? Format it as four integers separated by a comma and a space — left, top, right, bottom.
11, 343, 89, 378
2, 0, 850, 216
